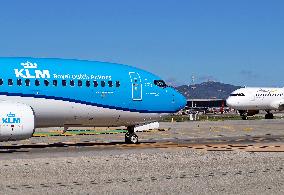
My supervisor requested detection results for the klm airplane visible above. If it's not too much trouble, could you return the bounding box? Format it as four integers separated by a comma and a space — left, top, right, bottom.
0, 57, 186, 143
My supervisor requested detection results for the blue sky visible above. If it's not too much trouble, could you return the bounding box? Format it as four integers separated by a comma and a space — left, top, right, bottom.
0, 0, 283, 87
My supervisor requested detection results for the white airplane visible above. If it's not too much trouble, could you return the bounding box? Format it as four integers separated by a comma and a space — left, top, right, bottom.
226, 87, 284, 120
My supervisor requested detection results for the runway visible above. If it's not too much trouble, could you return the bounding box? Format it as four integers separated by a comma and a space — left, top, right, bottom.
0, 120, 283, 194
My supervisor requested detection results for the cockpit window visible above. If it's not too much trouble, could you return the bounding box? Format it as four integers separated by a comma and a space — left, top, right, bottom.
154, 80, 167, 88
230, 93, 245, 96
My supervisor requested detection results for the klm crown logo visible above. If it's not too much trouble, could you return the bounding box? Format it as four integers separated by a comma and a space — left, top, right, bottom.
7, 112, 16, 118
2, 112, 21, 124
21, 61, 38, 69
14, 61, 50, 79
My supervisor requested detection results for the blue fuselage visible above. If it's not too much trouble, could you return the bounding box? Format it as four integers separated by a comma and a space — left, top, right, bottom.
0, 58, 186, 114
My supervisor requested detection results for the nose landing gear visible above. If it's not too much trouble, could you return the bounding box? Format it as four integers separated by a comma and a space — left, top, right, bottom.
265, 112, 274, 119
241, 114, 248, 120
125, 126, 139, 144
239, 110, 248, 120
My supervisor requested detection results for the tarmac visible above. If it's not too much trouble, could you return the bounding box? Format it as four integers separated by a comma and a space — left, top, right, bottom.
0, 119, 283, 194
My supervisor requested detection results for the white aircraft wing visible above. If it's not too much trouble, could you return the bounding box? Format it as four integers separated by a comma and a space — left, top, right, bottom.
279, 103, 284, 110
271, 100, 284, 110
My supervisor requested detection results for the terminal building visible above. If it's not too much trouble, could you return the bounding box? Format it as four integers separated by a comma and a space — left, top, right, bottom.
187, 99, 226, 108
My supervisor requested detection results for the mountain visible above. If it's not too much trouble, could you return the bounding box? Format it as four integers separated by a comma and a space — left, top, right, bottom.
175, 81, 241, 99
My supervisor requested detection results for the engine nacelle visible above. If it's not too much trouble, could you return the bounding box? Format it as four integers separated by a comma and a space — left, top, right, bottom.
0, 102, 35, 141
247, 110, 259, 116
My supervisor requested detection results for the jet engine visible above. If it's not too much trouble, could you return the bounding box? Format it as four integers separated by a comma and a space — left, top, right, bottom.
247, 110, 260, 116
0, 102, 35, 141
239, 110, 260, 120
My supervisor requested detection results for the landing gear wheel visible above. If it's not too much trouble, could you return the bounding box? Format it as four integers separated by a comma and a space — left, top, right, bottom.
241, 115, 248, 120
125, 133, 139, 144
265, 113, 274, 119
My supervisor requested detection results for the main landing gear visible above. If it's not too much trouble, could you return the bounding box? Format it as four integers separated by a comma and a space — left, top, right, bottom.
125, 126, 139, 144
265, 112, 274, 119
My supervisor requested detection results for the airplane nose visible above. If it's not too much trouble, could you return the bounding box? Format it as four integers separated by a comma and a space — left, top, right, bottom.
226, 97, 233, 107
175, 92, 187, 110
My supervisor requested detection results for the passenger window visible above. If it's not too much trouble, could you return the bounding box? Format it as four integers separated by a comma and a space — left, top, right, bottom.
93, 81, 98, 87
62, 80, 67, 87
116, 81, 120, 87
108, 81, 113, 87
0, 79, 3, 85
53, 80, 58, 86
25, 79, 30, 86
17, 79, 22, 86
44, 80, 49, 86
35, 80, 40, 86
8, 79, 13, 86
70, 80, 75, 87
101, 81, 105, 87
86, 80, 90, 87
78, 80, 82, 87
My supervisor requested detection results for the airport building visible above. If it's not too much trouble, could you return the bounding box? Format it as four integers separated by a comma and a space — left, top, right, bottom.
187, 99, 226, 108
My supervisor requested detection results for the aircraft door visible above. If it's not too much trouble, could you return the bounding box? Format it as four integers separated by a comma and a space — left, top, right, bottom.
129, 72, 142, 101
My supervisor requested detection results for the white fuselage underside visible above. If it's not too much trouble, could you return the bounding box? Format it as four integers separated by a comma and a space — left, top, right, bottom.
0, 95, 165, 128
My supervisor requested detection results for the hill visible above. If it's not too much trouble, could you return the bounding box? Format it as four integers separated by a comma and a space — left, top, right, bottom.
175, 81, 241, 99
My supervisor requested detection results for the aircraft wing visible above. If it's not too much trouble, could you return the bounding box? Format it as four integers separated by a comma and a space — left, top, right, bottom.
271, 100, 284, 110
279, 103, 284, 110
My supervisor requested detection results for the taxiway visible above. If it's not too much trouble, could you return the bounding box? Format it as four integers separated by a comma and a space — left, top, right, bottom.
0, 119, 283, 194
